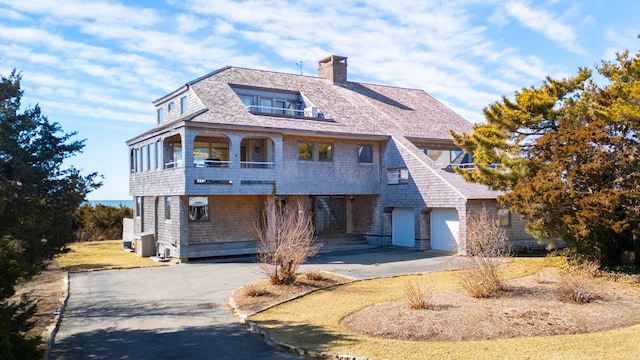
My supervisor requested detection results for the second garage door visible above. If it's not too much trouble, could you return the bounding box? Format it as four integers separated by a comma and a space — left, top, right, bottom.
431, 208, 459, 251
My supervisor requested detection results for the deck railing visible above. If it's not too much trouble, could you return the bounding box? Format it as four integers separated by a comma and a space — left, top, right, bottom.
164, 160, 184, 169
246, 105, 305, 117
240, 161, 275, 169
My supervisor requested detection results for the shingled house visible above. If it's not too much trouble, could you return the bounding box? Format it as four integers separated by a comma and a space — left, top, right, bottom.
127, 55, 536, 259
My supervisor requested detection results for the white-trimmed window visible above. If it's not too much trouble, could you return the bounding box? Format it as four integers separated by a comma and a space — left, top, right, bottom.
168, 102, 175, 112
157, 108, 163, 124
164, 197, 171, 220
135, 196, 143, 217
189, 196, 209, 221
156, 141, 162, 169
387, 168, 409, 184
149, 143, 156, 170
130, 149, 135, 172
180, 96, 187, 115
298, 142, 313, 160
141, 145, 149, 171
136, 148, 142, 172
260, 98, 272, 113
318, 143, 333, 161
358, 145, 373, 163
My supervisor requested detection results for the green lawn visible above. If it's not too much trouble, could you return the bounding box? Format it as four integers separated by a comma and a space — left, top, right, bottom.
56, 240, 167, 272
250, 257, 640, 360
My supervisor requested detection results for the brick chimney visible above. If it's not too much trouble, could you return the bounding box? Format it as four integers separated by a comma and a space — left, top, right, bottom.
318, 55, 348, 83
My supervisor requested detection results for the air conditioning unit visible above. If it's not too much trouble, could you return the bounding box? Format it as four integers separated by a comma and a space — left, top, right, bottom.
304, 106, 318, 117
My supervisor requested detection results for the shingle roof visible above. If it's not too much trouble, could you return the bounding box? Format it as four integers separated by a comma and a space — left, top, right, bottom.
185, 66, 499, 200
187, 67, 472, 139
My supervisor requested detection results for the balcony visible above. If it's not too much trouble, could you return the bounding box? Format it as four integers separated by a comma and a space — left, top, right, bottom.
165, 160, 184, 169
443, 163, 499, 173
241, 161, 275, 169
195, 159, 231, 168
247, 104, 304, 116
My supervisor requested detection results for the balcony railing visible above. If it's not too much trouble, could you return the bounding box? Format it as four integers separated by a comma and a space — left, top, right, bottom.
240, 161, 275, 169
444, 163, 499, 172
165, 160, 184, 169
246, 105, 305, 117
164, 160, 274, 169
195, 159, 231, 168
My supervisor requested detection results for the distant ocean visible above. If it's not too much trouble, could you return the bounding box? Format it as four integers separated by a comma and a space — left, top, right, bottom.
86, 200, 134, 209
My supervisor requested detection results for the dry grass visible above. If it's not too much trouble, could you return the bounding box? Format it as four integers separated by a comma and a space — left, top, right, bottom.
303, 268, 325, 281
403, 278, 434, 310
462, 206, 509, 298
460, 257, 504, 298
243, 283, 270, 298
557, 274, 601, 303
247, 257, 640, 360
11, 261, 65, 353
56, 240, 166, 272
233, 271, 351, 314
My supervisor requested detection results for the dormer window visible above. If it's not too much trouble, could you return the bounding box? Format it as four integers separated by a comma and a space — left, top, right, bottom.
230, 84, 326, 120
180, 96, 187, 115
157, 108, 163, 124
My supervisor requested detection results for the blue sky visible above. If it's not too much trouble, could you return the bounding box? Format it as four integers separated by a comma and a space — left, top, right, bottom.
0, 0, 638, 200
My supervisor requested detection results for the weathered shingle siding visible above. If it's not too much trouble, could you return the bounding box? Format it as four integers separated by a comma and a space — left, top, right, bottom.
347, 195, 383, 235
155, 195, 181, 258
466, 200, 538, 253
186, 195, 262, 244
154, 88, 205, 126
128, 64, 542, 258
279, 136, 381, 195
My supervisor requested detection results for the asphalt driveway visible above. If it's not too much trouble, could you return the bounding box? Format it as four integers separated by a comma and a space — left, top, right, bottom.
50, 247, 471, 359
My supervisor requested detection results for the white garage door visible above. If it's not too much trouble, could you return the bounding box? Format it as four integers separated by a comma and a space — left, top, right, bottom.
392, 207, 415, 247
431, 208, 459, 251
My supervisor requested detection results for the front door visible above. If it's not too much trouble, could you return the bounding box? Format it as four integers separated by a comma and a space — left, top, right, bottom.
313, 196, 346, 233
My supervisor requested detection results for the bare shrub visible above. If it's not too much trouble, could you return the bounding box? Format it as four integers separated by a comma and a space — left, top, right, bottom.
404, 278, 435, 310
534, 271, 548, 284
580, 260, 601, 278
465, 206, 510, 258
461, 257, 504, 298
304, 268, 325, 281
557, 275, 600, 303
254, 198, 320, 285
243, 283, 269, 297
462, 206, 510, 298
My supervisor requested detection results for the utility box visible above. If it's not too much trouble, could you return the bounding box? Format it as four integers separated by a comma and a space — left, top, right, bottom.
134, 233, 156, 257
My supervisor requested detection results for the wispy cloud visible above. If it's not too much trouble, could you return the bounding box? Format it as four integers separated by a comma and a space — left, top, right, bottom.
0, 0, 161, 27
503, 1, 586, 55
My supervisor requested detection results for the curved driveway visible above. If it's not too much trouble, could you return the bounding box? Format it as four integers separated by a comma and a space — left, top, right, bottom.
50, 248, 470, 359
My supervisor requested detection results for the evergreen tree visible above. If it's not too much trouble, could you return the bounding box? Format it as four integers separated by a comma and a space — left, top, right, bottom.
0, 70, 101, 359
452, 50, 640, 265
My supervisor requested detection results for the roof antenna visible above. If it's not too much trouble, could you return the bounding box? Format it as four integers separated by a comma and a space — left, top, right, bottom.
296, 61, 303, 75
